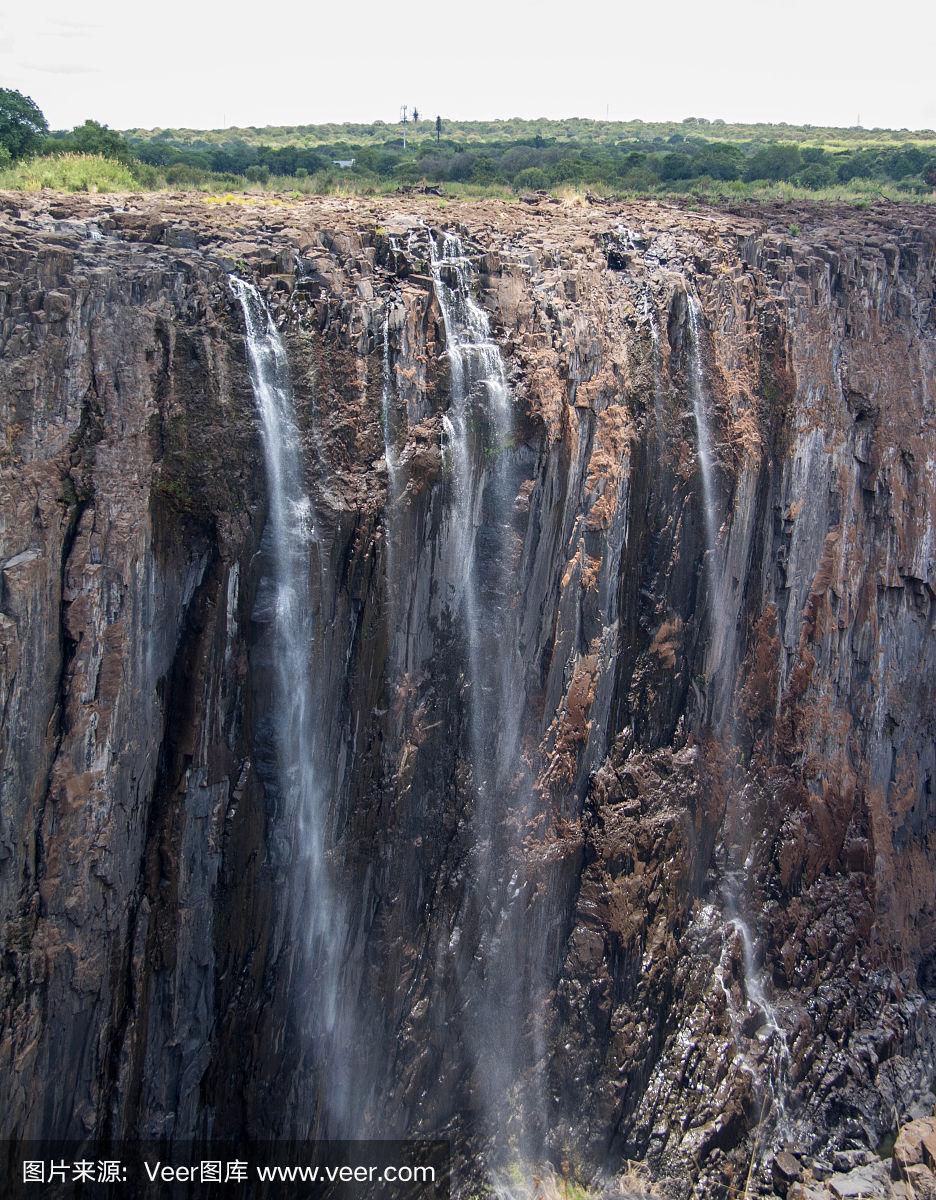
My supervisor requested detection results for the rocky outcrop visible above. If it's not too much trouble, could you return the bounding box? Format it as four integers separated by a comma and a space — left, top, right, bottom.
0, 192, 934, 1198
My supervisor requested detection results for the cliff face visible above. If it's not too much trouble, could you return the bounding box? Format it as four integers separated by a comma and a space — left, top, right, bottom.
0, 192, 934, 1197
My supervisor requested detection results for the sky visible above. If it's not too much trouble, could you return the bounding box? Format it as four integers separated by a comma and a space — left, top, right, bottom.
1, 0, 934, 134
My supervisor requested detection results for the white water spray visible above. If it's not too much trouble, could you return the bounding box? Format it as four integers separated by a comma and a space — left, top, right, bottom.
381, 311, 402, 631
428, 231, 521, 795
686, 293, 719, 570
428, 231, 549, 1165
643, 290, 666, 431
231, 277, 351, 1129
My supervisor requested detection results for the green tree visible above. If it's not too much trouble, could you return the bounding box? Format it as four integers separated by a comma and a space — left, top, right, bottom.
56, 120, 133, 163
659, 151, 694, 180
513, 166, 548, 191
694, 142, 743, 180
743, 143, 803, 181
797, 162, 834, 189
836, 148, 883, 181
0, 89, 48, 159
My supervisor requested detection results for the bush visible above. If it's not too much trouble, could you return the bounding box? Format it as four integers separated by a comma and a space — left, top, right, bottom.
744, 143, 803, 181
512, 167, 548, 191
0, 153, 137, 192
797, 163, 835, 189
165, 162, 210, 186
836, 149, 882, 181
659, 152, 695, 180
693, 143, 743, 180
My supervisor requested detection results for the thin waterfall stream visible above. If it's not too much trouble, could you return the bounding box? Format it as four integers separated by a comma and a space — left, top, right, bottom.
231, 276, 320, 881
428, 230, 522, 801
428, 231, 548, 1169
231, 277, 355, 1134
685, 285, 790, 1152
381, 311, 402, 640
686, 292, 719, 581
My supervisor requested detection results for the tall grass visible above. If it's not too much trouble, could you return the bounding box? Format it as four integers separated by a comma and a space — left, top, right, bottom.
0, 153, 139, 193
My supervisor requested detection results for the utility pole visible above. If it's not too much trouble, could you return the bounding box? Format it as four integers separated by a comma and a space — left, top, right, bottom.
400, 105, 408, 149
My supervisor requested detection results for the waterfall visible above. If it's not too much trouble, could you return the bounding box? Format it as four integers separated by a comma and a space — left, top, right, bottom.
685, 285, 790, 1159
381, 311, 402, 636
687, 288, 736, 710
686, 293, 719, 569
230, 277, 350, 1131
428, 231, 545, 1166
428, 231, 522, 799
231, 276, 319, 866
643, 289, 666, 431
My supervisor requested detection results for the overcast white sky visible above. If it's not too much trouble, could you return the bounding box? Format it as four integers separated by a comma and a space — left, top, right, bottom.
1, 0, 933, 133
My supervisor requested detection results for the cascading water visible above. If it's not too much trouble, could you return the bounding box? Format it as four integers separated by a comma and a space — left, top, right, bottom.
427, 231, 548, 1170
686, 292, 719, 577
231, 276, 320, 878
231, 277, 353, 1133
381, 311, 402, 636
642, 289, 666, 430
428, 231, 522, 800
685, 285, 790, 1158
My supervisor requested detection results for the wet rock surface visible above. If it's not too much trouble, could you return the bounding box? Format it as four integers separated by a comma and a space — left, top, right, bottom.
0, 191, 934, 1198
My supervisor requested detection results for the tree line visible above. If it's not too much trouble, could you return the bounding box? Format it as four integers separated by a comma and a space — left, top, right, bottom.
128, 131, 936, 195
2, 88, 935, 198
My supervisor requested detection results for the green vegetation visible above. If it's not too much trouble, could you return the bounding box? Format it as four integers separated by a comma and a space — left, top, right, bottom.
0, 153, 138, 193
125, 114, 936, 150
0, 90, 934, 203
49, 119, 136, 164
0, 88, 49, 163
119, 115, 936, 202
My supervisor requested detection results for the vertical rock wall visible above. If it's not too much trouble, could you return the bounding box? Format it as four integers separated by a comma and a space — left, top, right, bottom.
0, 195, 933, 1197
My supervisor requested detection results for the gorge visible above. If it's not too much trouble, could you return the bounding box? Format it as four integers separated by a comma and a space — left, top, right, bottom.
0, 191, 934, 1199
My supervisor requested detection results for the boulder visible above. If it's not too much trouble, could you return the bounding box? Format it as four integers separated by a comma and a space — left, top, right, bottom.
893, 1118, 936, 1179
829, 1161, 892, 1197
773, 1150, 804, 1193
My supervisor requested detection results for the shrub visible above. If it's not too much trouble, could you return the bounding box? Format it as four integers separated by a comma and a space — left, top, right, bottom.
743, 143, 803, 181
513, 166, 549, 191
797, 163, 835, 189
693, 143, 743, 180
659, 151, 695, 180
165, 162, 209, 186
